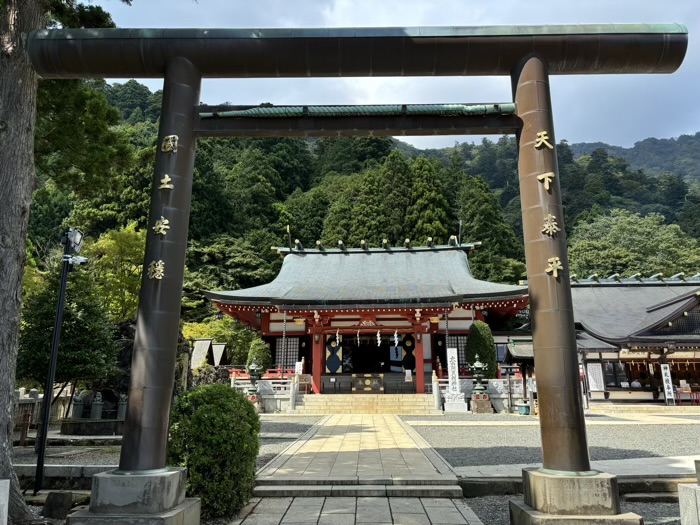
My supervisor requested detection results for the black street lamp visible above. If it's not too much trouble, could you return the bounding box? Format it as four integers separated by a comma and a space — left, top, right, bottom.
34, 228, 87, 495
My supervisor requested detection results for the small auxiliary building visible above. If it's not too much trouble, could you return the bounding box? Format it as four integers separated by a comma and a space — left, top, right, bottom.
206, 241, 528, 394
572, 273, 700, 402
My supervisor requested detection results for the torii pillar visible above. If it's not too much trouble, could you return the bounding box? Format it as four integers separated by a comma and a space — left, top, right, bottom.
509, 55, 639, 524
67, 57, 203, 524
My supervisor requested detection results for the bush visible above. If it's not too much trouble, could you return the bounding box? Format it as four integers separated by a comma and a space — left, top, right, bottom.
168, 384, 260, 518
465, 320, 497, 379
189, 363, 230, 389
246, 338, 272, 372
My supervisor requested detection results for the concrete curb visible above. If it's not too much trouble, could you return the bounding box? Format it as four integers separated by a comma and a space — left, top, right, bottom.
458, 475, 697, 498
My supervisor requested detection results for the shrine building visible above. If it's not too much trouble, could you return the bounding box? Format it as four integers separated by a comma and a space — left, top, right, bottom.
206, 241, 529, 394
571, 273, 700, 403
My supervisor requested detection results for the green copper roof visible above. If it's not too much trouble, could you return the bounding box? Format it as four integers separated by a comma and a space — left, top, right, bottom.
206, 245, 527, 307
199, 103, 516, 119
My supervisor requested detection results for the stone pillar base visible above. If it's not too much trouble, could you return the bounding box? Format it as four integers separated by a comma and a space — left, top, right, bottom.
443, 401, 469, 413
67, 468, 200, 525
679, 483, 700, 525
509, 500, 642, 525
67, 498, 200, 525
509, 468, 642, 525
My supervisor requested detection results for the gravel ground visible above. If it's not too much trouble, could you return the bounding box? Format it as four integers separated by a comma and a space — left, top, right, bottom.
401, 414, 629, 423
257, 438, 297, 469
410, 423, 699, 467
467, 496, 681, 525
259, 415, 322, 435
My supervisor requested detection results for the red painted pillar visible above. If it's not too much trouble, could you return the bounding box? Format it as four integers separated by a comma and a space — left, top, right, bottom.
415, 334, 425, 394
312, 333, 323, 394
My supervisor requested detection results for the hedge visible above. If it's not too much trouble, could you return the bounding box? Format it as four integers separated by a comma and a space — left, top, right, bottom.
168, 384, 260, 518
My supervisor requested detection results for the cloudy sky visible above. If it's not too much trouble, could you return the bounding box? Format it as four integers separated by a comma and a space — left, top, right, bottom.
94, 0, 699, 149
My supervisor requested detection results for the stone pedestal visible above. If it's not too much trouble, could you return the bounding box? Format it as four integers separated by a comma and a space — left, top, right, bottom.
471, 392, 493, 414
678, 460, 700, 525
509, 468, 642, 524
67, 468, 200, 525
443, 393, 469, 413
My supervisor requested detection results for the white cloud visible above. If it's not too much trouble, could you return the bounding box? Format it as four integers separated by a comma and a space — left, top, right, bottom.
96, 0, 699, 148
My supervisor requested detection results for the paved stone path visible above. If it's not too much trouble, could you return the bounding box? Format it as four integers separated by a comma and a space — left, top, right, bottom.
258, 415, 453, 480
232, 497, 484, 525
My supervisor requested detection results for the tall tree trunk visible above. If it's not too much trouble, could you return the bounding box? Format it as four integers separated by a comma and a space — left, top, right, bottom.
0, 0, 46, 522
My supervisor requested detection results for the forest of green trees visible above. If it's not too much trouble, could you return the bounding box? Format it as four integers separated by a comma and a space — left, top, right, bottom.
20, 77, 700, 378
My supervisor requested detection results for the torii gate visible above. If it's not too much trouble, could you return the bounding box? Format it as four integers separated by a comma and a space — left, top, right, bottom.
28, 24, 687, 525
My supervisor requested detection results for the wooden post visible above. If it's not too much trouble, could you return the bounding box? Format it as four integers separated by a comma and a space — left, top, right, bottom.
312, 333, 323, 394
19, 410, 30, 447
415, 333, 425, 394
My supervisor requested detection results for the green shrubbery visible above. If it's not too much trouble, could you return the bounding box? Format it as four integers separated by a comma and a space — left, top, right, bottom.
168, 384, 260, 518
247, 338, 272, 372
465, 320, 497, 379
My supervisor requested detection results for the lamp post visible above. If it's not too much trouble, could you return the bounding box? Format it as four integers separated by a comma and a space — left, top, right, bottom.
33, 228, 86, 495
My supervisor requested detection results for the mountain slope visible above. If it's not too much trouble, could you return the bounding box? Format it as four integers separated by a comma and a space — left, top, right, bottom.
570, 132, 700, 183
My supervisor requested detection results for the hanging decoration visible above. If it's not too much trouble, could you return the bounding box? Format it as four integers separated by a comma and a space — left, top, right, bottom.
445, 307, 450, 345
336, 328, 339, 342
394, 330, 399, 349
377, 330, 381, 347
282, 311, 287, 368
357, 329, 360, 346
326, 332, 342, 374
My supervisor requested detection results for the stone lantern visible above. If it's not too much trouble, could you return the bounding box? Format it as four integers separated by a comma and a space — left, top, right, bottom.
470, 354, 492, 414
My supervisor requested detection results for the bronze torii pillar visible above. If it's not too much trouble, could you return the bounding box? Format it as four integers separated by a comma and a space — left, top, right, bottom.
68, 57, 203, 523
510, 56, 634, 523
119, 56, 201, 472
513, 55, 589, 473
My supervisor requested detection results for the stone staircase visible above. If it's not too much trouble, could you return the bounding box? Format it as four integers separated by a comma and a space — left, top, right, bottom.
253, 474, 462, 498
292, 394, 442, 415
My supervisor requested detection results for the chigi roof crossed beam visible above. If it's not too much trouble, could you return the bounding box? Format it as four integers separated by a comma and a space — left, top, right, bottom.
571, 272, 700, 285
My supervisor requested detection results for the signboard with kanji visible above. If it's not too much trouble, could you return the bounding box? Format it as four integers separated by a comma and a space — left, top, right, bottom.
660, 364, 675, 404
587, 363, 605, 392
447, 348, 460, 395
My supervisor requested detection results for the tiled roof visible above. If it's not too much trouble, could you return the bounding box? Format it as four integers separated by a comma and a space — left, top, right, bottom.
206, 245, 527, 307
571, 280, 700, 343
